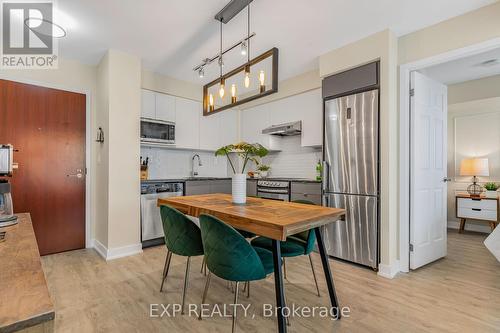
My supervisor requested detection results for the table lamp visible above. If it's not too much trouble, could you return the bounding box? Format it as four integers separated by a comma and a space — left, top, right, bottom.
460, 158, 489, 197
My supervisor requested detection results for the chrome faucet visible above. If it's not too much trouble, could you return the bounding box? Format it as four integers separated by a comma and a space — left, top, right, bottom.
191, 154, 202, 177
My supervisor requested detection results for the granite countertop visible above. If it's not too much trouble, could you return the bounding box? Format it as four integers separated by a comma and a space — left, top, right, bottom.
0, 213, 55, 333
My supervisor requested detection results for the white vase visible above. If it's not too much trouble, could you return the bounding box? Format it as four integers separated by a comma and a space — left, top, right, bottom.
485, 190, 498, 198
259, 170, 268, 178
232, 173, 247, 204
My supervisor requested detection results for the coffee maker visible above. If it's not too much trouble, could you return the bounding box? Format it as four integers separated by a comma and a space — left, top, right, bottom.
0, 144, 18, 227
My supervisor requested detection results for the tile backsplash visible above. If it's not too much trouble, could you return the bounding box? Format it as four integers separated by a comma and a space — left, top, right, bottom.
141, 147, 228, 179
141, 136, 322, 180
264, 136, 322, 179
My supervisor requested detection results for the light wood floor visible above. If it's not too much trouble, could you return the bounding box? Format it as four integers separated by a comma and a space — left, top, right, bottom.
41, 230, 500, 333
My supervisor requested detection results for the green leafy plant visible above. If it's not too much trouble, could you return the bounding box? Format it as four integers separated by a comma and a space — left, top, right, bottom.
484, 182, 499, 191
257, 164, 270, 172
215, 142, 268, 174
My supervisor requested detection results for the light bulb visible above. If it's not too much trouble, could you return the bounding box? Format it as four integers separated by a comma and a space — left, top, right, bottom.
244, 65, 251, 88
259, 70, 265, 93
231, 84, 237, 103
241, 41, 247, 56
209, 94, 214, 112
219, 84, 225, 98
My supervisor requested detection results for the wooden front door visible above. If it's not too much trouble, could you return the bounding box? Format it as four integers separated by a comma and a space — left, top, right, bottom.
0, 79, 86, 255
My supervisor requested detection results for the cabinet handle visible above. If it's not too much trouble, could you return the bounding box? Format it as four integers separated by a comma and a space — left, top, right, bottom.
471, 208, 481, 211
471, 198, 481, 201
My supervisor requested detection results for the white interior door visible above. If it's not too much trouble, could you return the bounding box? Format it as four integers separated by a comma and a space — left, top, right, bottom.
410, 71, 448, 269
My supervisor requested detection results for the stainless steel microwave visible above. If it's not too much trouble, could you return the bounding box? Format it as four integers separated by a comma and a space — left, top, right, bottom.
140, 119, 175, 145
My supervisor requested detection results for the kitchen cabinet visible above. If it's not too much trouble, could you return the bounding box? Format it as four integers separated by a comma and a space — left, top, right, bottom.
247, 179, 257, 197
239, 89, 322, 148
211, 179, 232, 194
141, 89, 176, 123
185, 179, 231, 195
175, 97, 200, 149
156, 93, 176, 123
185, 180, 211, 195
299, 89, 323, 147
141, 89, 156, 119
240, 104, 281, 151
290, 182, 322, 205
199, 109, 238, 150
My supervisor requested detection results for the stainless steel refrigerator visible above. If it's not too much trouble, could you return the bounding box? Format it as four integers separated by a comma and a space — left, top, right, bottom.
322, 89, 379, 269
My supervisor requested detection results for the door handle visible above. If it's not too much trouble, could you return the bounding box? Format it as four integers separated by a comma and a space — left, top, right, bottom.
67, 169, 84, 178
322, 161, 329, 192
443, 177, 452, 182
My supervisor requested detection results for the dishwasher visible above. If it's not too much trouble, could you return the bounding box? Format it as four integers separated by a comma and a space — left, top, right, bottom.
140, 181, 184, 248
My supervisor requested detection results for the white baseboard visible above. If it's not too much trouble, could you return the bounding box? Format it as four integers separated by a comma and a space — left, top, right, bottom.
448, 220, 491, 234
377, 260, 400, 279
93, 239, 143, 261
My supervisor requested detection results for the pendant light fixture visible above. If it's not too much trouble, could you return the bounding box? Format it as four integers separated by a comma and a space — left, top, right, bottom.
244, 3, 251, 88
218, 19, 225, 99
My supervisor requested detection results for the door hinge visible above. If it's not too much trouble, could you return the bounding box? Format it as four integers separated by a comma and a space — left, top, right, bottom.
409, 88, 415, 97
409, 244, 414, 252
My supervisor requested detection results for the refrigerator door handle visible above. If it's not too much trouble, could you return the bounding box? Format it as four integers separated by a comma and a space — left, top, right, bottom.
322, 161, 329, 192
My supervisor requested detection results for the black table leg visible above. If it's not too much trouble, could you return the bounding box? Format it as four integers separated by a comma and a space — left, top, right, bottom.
271, 240, 287, 333
314, 227, 340, 319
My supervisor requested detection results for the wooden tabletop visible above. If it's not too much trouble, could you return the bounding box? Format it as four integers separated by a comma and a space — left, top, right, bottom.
158, 194, 346, 241
0, 213, 55, 333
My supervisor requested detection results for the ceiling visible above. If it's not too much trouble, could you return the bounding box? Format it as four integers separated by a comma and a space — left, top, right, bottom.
419, 47, 500, 84
56, 0, 496, 84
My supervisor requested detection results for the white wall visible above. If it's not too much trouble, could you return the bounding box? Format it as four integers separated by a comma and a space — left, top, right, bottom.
447, 97, 500, 233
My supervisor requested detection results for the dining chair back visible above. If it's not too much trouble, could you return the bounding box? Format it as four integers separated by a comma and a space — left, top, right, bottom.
199, 214, 267, 282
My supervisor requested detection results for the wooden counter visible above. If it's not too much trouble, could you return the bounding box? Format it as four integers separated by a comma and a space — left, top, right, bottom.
0, 213, 54, 333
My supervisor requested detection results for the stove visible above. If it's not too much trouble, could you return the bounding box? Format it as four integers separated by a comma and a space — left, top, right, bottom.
257, 179, 290, 201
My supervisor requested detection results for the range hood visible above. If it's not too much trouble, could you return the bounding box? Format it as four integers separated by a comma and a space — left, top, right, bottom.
262, 121, 302, 136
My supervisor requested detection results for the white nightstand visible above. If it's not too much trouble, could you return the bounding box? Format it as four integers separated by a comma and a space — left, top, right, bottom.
456, 194, 499, 233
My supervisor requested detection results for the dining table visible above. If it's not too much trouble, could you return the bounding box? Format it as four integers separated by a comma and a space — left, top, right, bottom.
158, 193, 346, 333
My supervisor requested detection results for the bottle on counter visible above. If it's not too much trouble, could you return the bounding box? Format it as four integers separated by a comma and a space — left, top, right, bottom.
316, 159, 322, 181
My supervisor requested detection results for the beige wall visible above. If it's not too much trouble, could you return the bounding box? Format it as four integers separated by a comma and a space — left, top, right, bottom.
319, 29, 399, 273
239, 69, 322, 110
398, 2, 500, 65
448, 74, 500, 105
142, 70, 202, 101
95, 53, 110, 247
96, 50, 142, 252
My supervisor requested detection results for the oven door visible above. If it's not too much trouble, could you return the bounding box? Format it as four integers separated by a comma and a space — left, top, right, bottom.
257, 190, 290, 201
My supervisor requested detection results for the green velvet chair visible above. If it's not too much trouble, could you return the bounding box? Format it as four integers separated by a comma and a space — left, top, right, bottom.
159, 205, 204, 314
198, 214, 276, 333
251, 199, 321, 297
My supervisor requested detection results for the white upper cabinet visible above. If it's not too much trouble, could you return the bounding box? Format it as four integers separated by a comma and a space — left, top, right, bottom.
240, 89, 322, 148
175, 97, 200, 149
141, 89, 156, 119
298, 89, 322, 147
155, 93, 176, 123
199, 110, 220, 151
199, 109, 239, 151
218, 109, 238, 147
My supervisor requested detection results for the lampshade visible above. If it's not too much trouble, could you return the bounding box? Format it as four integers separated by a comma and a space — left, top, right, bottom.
460, 158, 489, 177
